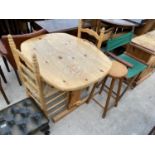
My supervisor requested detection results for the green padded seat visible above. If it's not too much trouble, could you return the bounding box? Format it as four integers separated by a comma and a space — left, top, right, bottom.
118, 54, 147, 78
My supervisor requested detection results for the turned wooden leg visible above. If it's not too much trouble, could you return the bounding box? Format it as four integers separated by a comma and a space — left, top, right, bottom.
115, 78, 123, 107
99, 76, 108, 94
102, 78, 115, 118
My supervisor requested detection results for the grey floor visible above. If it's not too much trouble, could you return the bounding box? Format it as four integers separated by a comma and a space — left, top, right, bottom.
0, 58, 155, 135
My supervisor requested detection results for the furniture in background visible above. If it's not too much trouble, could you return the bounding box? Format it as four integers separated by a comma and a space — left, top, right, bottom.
0, 19, 31, 36
0, 29, 47, 85
101, 19, 139, 33
102, 32, 147, 97
19, 33, 112, 122
8, 34, 69, 122
0, 41, 11, 73
0, 98, 49, 135
0, 76, 9, 105
34, 19, 80, 36
87, 61, 127, 118
135, 19, 155, 35
0, 65, 7, 83
127, 30, 155, 85
78, 19, 114, 48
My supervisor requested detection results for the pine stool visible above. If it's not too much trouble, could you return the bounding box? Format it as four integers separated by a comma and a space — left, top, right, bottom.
87, 60, 127, 118
99, 61, 128, 118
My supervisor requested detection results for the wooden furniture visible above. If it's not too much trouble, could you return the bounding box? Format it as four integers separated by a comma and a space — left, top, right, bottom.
135, 19, 155, 35
35, 19, 79, 34
101, 19, 139, 28
0, 98, 49, 135
20, 33, 112, 122
101, 32, 147, 98
0, 29, 47, 85
0, 77, 9, 105
78, 19, 114, 48
8, 34, 70, 122
88, 61, 127, 118
0, 65, 7, 83
129, 30, 155, 84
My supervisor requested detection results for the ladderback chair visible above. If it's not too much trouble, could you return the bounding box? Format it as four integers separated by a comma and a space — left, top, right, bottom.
0, 29, 47, 85
78, 19, 114, 48
8, 35, 69, 120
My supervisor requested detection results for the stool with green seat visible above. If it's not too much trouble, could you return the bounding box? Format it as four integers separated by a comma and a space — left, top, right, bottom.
102, 32, 147, 99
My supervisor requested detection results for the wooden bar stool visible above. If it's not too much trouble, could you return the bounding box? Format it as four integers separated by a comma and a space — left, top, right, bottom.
87, 61, 127, 118
100, 61, 127, 118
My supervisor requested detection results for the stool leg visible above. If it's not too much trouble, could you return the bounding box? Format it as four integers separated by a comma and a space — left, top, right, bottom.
115, 78, 123, 107
102, 78, 115, 118
0, 84, 10, 104
119, 75, 138, 100
86, 83, 97, 103
99, 76, 108, 94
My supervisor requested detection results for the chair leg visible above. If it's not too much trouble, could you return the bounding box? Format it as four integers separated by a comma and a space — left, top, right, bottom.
102, 78, 115, 118
115, 78, 123, 107
119, 75, 139, 100
99, 76, 108, 94
0, 66, 7, 83
2, 56, 10, 72
14, 70, 22, 86
86, 83, 97, 103
0, 83, 10, 104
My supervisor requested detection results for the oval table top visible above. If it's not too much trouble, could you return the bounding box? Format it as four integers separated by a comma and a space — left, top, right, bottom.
21, 33, 112, 91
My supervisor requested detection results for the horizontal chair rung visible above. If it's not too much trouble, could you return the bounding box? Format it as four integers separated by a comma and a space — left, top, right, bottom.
47, 97, 68, 112
46, 92, 67, 105
48, 103, 67, 116
45, 88, 60, 98
22, 74, 38, 91
20, 64, 35, 81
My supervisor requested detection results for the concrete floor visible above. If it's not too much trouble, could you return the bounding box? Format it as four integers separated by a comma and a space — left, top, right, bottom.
0, 58, 155, 135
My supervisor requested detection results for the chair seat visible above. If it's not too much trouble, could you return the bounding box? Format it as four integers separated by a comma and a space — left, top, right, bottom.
108, 61, 128, 78
118, 54, 147, 78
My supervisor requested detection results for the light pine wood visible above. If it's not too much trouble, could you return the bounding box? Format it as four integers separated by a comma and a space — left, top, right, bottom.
68, 90, 81, 109
108, 61, 128, 78
21, 33, 112, 91
8, 34, 70, 120
87, 61, 127, 118
128, 30, 155, 85
132, 30, 155, 55
78, 19, 113, 49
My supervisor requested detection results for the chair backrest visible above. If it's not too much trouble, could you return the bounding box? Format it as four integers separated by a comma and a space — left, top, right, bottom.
78, 19, 114, 49
1, 29, 47, 70
8, 35, 46, 112
105, 32, 133, 52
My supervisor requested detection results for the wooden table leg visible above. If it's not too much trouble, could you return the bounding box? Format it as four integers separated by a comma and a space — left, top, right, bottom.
68, 90, 81, 109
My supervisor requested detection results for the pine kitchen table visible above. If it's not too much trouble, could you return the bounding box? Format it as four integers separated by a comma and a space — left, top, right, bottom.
21, 33, 112, 121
